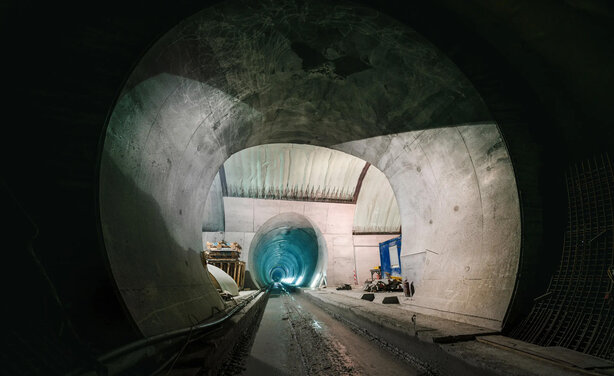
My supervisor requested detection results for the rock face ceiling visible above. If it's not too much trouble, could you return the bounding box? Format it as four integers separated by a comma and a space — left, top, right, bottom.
99, 0, 518, 336
121, 0, 491, 149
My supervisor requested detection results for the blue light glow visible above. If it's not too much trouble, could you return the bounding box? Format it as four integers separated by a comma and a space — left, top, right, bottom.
252, 226, 319, 286
249, 213, 327, 288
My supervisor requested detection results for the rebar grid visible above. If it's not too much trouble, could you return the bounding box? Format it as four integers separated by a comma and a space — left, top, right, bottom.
511, 153, 614, 360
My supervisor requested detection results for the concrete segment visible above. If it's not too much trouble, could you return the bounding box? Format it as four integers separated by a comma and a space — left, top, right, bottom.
335, 125, 520, 329
224, 197, 255, 232
325, 203, 355, 234
253, 200, 281, 233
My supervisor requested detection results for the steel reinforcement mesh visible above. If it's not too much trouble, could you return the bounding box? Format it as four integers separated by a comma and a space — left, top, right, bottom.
510, 153, 614, 360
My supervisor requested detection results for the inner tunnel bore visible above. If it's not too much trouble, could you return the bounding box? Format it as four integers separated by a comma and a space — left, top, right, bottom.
249, 213, 326, 288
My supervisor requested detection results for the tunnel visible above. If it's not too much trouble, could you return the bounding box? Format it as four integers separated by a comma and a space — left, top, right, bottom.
248, 213, 327, 288
98, 0, 520, 336
4, 0, 614, 374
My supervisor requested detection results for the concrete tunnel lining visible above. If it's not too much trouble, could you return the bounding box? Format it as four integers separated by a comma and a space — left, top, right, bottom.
248, 212, 328, 288
99, 0, 520, 337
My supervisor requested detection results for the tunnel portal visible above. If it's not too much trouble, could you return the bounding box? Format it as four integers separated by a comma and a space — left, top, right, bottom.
249, 213, 326, 288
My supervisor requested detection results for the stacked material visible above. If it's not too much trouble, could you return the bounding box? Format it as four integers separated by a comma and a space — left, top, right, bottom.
203, 241, 245, 290
205, 241, 241, 260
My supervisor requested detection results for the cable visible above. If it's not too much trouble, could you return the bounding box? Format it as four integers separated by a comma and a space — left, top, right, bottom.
83, 287, 266, 375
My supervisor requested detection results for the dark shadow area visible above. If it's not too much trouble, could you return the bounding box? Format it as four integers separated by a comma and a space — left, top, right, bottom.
98, 152, 224, 336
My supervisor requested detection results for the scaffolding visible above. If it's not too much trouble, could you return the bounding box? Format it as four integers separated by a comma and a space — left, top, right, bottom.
202, 241, 246, 290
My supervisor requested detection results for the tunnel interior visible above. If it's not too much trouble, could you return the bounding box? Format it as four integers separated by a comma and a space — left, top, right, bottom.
249, 213, 326, 288
4, 0, 614, 372
97, 0, 522, 336
253, 227, 317, 286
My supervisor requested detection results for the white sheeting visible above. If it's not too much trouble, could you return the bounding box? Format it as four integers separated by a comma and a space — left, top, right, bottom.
223, 144, 363, 200
353, 166, 401, 233
221, 143, 401, 232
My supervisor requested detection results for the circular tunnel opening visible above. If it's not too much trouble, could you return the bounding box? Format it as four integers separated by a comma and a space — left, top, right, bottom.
249, 213, 327, 288
270, 267, 286, 282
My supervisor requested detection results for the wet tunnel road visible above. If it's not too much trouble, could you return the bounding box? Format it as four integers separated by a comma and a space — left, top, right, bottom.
233, 285, 420, 376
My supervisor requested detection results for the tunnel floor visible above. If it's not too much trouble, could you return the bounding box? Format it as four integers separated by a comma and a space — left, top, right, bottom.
229, 285, 419, 375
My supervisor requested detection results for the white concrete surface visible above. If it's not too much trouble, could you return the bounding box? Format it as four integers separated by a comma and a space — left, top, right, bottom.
335, 124, 521, 330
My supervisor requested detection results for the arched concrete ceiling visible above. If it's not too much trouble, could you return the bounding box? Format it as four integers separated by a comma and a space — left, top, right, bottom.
334, 124, 520, 329
99, 0, 517, 336
120, 0, 491, 148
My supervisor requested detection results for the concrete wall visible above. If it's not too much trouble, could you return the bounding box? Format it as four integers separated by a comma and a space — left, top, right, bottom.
335, 124, 521, 330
